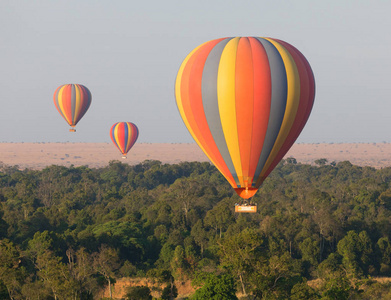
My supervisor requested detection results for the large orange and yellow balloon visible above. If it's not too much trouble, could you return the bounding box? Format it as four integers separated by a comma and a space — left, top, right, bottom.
110, 122, 139, 158
53, 84, 92, 132
175, 37, 315, 199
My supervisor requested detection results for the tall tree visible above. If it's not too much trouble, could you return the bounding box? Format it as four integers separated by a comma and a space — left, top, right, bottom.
0, 239, 25, 300
218, 228, 264, 296
204, 199, 234, 238
192, 273, 238, 300
92, 245, 120, 299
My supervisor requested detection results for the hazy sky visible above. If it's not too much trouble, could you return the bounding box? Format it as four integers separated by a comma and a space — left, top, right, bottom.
1, 1, 390, 143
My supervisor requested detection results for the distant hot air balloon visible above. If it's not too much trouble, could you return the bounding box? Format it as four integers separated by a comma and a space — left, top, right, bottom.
110, 122, 139, 158
53, 84, 92, 132
175, 37, 315, 200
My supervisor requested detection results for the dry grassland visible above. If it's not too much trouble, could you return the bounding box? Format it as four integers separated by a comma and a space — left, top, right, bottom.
0, 142, 390, 170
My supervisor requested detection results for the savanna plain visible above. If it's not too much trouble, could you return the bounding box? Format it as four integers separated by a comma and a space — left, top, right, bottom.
0, 142, 390, 170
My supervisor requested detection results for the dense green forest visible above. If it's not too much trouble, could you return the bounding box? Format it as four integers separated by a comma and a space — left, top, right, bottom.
1, 158, 391, 299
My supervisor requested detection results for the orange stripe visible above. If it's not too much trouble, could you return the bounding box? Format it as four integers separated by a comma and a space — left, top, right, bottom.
62, 85, 73, 125
248, 37, 272, 181
180, 39, 237, 187
117, 123, 126, 154
235, 37, 253, 185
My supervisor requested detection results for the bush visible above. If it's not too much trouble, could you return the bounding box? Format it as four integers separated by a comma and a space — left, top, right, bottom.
161, 283, 178, 300
192, 273, 238, 300
125, 285, 152, 300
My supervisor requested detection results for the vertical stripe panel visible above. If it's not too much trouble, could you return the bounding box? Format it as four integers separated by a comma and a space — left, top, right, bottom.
218, 38, 244, 187
126, 124, 132, 153
110, 123, 119, 150
252, 38, 287, 183
131, 124, 139, 148
73, 84, 82, 125
117, 123, 125, 154
261, 40, 315, 180
247, 38, 272, 182
175, 42, 214, 142
123, 122, 129, 153
113, 124, 119, 151
256, 38, 301, 186
235, 37, 254, 187
54, 86, 67, 121
70, 84, 76, 126
202, 38, 239, 186
78, 85, 92, 125
62, 85, 73, 125
126, 123, 132, 153
176, 39, 238, 187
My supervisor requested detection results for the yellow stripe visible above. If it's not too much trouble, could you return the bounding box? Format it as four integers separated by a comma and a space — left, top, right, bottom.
258, 38, 301, 181
113, 124, 122, 153
217, 37, 244, 187
58, 85, 72, 125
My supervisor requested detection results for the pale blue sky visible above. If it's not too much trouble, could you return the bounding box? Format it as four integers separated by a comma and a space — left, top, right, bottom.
1, 0, 390, 143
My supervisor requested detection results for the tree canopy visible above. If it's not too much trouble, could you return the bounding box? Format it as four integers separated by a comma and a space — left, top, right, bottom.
0, 159, 390, 299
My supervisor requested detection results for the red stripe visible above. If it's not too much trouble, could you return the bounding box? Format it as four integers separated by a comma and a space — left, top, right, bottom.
248, 37, 272, 182
235, 37, 254, 182
116, 123, 126, 154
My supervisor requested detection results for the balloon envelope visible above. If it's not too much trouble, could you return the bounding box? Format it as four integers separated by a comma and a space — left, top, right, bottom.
53, 84, 92, 131
110, 122, 139, 156
175, 37, 315, 199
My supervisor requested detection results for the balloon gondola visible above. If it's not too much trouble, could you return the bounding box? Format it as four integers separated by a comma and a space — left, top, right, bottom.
175, 37, 315, 210
234, 203, 257, 213
53, 84, 92, 132
110, 122, 139, 158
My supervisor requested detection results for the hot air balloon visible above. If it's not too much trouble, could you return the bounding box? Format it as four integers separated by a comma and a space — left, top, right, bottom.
175, 37, 315, 203
53, 84, 92, 132
110, 122, 139, 158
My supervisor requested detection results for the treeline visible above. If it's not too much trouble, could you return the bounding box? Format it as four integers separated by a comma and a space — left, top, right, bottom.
0, 159, 391, 299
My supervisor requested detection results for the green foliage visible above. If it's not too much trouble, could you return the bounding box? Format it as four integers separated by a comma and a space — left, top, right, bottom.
290, 280, 319, 300
357, 280, 391, 299
0, 159, 390, 298
319, 277, 351, 300
0, 280, 10, 299
0, 239, 26, 298
192, 273, 238, 300
125, 285, 152, 300
337, 230, 374, 278
377, 237, 391, 275
120, 260, 137, 277
317, 253, 344, 279
161, 283, 178, 300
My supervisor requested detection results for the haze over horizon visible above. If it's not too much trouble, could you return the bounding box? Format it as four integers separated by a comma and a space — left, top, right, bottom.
1, 1, 390, 144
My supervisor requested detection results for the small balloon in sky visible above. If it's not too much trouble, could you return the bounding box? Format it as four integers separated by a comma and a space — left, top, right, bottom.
175, 37, 315, 200
110, 122, 139, 158
53, 84, 92, 132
